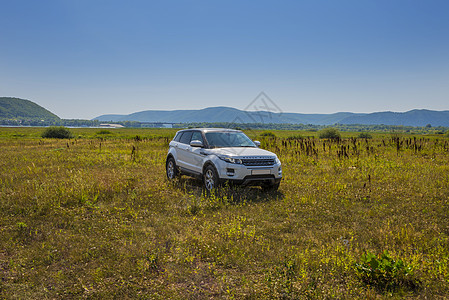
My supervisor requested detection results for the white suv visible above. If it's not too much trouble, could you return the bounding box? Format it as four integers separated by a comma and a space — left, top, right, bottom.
166, 128, 282, 191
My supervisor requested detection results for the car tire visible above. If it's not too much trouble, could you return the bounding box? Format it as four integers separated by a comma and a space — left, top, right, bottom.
262, 182, 280, 192
203, 165, 219, 191
166, 157, 178, 180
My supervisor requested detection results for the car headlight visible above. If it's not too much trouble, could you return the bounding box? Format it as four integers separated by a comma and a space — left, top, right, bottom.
275, 156, 281, 164
218, 155, 242, 164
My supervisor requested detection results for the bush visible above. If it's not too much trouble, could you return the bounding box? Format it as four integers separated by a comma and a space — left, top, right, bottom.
358, 132, 372, 139
287, 134, 303, 140
260, 131, 276, 138
318, 128, 341, 140
41, 127, 74, 139
96, 130, 113, 135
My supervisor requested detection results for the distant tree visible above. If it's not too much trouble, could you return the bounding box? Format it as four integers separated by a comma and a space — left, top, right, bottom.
42, 127, 74, 139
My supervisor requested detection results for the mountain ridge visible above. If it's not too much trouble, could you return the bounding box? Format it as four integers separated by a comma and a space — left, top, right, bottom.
2, 96, 448, 127
93, 107, 449, 127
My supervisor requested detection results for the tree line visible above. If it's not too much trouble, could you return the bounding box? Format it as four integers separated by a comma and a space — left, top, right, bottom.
1, 118, 448, 134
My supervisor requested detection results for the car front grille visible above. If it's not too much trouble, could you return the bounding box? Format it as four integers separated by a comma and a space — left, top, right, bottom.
241, 157, 275, 166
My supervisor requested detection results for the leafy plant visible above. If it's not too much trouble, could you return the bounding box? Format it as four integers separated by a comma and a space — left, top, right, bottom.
41, 126, 74, 139
355, 251, 417, 291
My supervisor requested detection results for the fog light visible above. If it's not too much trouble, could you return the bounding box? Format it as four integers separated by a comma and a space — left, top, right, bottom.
226, 168, 235, 176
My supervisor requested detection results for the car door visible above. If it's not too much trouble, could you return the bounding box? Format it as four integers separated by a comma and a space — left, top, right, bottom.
176, 131, 193, 169
184, 130, 205, 174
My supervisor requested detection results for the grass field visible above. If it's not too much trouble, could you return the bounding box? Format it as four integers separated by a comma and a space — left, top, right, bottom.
1, 127, 448, 299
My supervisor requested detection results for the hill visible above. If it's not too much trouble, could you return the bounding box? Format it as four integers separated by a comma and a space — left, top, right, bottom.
0, 97, 60, 120
339, 109, 449, 127
94, 106, 449, 126
94, 107, 361, 125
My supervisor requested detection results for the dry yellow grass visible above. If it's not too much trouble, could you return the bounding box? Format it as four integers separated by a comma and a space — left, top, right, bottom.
0, 127, 448, 298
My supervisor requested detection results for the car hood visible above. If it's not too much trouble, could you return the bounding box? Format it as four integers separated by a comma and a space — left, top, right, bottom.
206, 147, 276, 158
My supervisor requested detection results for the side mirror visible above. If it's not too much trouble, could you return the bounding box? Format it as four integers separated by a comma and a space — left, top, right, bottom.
254, 140, 261, 147
190, 140, 203, 147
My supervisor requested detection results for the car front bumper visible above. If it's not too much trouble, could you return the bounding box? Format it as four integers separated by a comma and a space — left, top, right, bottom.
215, 160, 282, 186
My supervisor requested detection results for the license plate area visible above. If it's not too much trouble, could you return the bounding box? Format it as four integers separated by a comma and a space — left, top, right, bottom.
251, 169, 270, 175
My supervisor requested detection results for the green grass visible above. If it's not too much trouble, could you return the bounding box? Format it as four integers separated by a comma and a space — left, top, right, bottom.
0, 127, 448, 298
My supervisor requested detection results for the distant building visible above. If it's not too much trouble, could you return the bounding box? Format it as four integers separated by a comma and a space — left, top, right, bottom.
100, 123, 124, 128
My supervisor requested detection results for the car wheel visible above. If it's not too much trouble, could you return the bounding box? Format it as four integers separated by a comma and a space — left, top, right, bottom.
262, 182, 280, 192
166, 157, 178, 180
203, 165, 219, 191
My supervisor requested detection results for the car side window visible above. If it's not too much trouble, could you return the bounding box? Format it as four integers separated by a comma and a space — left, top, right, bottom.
173, 132, 182, 142
190, 131, 204, 144
179, 131, 193, 144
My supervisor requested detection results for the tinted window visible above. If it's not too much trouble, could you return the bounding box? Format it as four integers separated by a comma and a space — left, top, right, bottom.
179, 131, 193, 144
173, 132, 182, 142
191, 131, 204, 144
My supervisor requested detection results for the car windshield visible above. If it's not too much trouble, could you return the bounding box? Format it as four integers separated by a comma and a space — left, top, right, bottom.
205, 131, 256, 148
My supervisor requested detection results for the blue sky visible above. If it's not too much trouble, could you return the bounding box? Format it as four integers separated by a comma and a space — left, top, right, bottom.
1, 0, 448, 119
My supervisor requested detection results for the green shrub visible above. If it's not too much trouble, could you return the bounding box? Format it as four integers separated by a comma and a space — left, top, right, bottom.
96, 130, 113, 135
355, 251, 417, 291
287, 134, 303, 140
318, 128, 341, 140
260, 131, 276, 138
358, 132, 372, 139
41, 127, 74, 139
